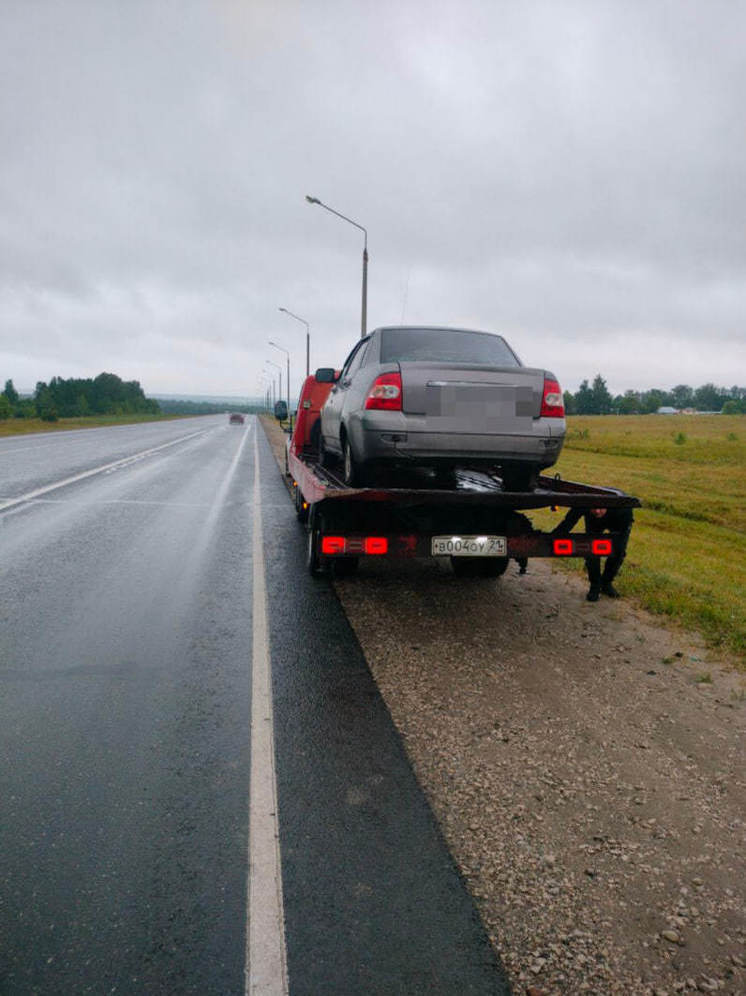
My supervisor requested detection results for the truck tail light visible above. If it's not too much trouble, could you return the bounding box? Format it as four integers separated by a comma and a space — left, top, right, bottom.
540, 377, 565, 418
592, 538, 613, 556
364, 537, 388, 555
321, 536, 346, 555
365, 372, 402, 410
553, 538, 573, 555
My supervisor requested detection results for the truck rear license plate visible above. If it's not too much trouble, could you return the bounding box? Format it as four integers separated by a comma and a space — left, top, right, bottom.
431, 535, 507, 557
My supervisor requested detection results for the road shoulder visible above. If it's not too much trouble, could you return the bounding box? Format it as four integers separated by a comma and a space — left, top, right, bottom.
260, 414, 746, 996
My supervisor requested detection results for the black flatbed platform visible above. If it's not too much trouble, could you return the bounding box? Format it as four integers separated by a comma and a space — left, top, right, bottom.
292, 451, 640, 512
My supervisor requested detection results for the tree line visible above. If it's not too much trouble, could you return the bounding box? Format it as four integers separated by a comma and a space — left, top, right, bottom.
564, 376, 746, 415
156, 399, 263, 415
0, 374, 160, 421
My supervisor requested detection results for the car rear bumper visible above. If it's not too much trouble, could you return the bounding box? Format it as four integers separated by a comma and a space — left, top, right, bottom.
348, 412, 565, 467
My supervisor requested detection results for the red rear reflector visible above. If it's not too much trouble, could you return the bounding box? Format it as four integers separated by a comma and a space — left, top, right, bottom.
365, 372, 402, 410
321, 536, 346, 555
540, 377, 565, 418
553, 538, 574, 555
364, 536, 388, 555
592, 538, 613, 556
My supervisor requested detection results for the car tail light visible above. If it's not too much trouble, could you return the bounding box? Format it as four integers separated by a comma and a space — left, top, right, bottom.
540, 377, 565, 418
553, 538, 573, 555
592, 538, 613, 556
365, 372, 402, 410
364, 537, 388, 555
321, 536, 346, 555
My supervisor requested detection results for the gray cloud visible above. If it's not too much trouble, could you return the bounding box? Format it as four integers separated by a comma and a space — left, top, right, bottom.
1, 0, 744, 398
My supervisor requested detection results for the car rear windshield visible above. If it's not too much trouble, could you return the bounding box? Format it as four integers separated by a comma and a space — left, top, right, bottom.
380, 328, 521, 367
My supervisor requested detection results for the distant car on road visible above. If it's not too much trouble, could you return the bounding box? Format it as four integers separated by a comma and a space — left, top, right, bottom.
318, 325, 566, 490
229, 412, 245, 424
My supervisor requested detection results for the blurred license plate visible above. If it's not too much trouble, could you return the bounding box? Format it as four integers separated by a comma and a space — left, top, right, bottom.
431, 535, 507, 557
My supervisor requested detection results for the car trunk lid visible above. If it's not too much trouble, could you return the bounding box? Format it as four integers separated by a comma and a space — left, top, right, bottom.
399, 363, 546, 428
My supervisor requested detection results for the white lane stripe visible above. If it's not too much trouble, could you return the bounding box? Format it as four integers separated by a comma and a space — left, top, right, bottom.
246, 430, 289, 995
0, 429, 207, 513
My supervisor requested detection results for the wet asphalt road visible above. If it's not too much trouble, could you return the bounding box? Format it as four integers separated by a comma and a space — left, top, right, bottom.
0, 416, 509, 994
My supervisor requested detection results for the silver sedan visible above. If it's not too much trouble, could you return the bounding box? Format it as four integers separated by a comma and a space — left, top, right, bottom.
319, 326, 566, 490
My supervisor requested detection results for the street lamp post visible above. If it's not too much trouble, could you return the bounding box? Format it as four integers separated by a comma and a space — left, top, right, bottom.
305, 195, 368, 339
259, 375, 271, 411
269, 340, 291, 427
260, 376, 273, 408
265, 360, 281, 407
278, 307, 310, 377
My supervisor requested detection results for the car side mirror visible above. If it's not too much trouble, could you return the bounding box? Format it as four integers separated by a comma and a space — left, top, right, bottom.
314, 367, 338, 383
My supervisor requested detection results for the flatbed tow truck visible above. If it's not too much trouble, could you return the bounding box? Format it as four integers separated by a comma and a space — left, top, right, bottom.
286, 373, 640, 577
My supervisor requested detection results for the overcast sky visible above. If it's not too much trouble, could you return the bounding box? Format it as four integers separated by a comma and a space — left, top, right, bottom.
1, 0, 744, 400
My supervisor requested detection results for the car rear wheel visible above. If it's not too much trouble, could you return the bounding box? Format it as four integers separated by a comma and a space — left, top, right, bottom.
343, 439, 367, 487
501, 466, 539, 492
451, 556, 509, 578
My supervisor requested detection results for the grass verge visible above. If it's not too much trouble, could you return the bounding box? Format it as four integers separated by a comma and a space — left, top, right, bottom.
0, 414, 192, 437
537, 415, 746, 667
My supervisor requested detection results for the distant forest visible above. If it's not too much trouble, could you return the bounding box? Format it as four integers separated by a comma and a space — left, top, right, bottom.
564, 376, 746, 415
0, 373, 160, 421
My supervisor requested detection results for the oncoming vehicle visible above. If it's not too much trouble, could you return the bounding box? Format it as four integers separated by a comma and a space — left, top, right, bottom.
318, 326, 566, 490
229, 412, 245, 425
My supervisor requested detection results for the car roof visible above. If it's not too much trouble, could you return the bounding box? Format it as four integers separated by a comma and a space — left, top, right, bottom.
372, 325, 503, 336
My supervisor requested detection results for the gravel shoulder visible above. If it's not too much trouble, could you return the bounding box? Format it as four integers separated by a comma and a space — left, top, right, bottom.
262, 418, 746, 995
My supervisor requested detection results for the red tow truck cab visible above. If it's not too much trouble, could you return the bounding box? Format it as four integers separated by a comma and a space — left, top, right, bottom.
289, 372, 337, 456
286, 371, 640, 576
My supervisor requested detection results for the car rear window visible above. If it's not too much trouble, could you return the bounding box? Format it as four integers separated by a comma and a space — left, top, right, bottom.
380, 328, 520, 367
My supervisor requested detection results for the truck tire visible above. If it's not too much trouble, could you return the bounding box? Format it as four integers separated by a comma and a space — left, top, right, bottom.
451, 556, 509, 578
307, 524, 322, 575
306, 508, 328, 576
331, 557, 359, 577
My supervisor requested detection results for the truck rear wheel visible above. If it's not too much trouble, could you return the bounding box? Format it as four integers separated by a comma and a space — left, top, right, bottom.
331, 557, 359, 577
307, 526, 322, 575
451, 557, 509, 578
306, 511, 325, 576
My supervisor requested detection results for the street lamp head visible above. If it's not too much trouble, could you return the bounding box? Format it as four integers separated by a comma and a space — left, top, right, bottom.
278, 307, 287, 313
305, 195, 321, 205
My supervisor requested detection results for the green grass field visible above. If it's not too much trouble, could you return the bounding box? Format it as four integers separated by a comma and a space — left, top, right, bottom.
0, 413, 190, 436
536, 415, 746, 666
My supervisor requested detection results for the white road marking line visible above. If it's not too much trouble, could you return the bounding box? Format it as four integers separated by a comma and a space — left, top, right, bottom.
4, 498, 230, 508
246, 430, 289, 996
0, 429, 207, 513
